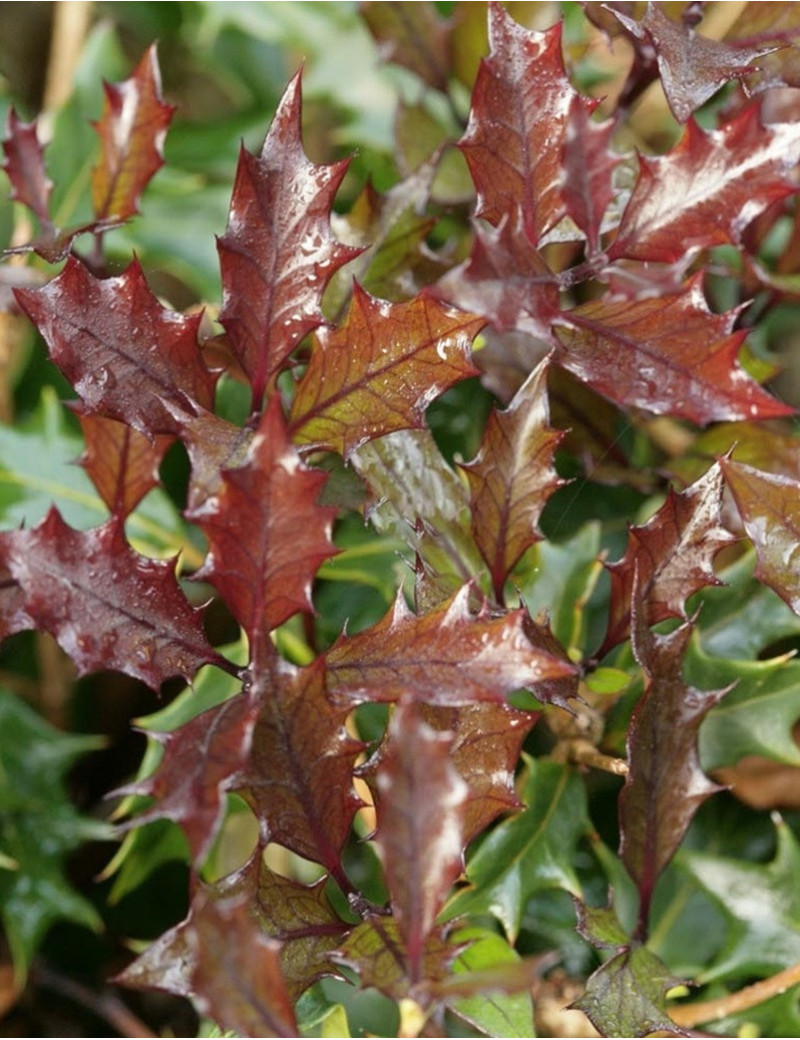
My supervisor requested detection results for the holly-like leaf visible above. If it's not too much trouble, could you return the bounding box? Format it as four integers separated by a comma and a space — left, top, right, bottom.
442, 758, 588, 940
621, 602, 727, 938
237, 659, 363, 880
91, 44, 175, 222
334, 915, 455, 1001
574, 944, 688, 1038
289, 284, 483, 458
461, 359, 564, 598
0, 689, 111, 976
361, 1, 451, 91
189, 398, 337, 652
15, 257, 216, 437
122, 692, 258, 867
554, 278, 792, 424
326, 585, 574, 709
371, 699, 468, 982
721, 458, 800, 616
459, 3, 589, 244
76, 410, 172, 520
725, 4, 800, 91
612, 4, 771, 123
2, 109, 52, 227
680, 819, 800, 984
562, 95, 619, 254
175, 406, 254, 513
600, 463, 735, 655
0, 510, 226, 689
217, 71, 359, 407
608, 104, 800, 263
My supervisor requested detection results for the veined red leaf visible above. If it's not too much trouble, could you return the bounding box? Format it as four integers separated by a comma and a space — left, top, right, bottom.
189, 397, 337, 652
15, 257, 216, 436
174, 406, 254, 513
621, 598, 727, 939
553, 277, 792, 424
600, 462, 735, 656
0, 510, 227, 689
326, 585, 574, 708
612, 4, 771, 123
461, 359, 564, 599
460, 3, 590, 245
91, 44, 174, 222
436, 214, 560, 341
721, 458, 800, 616
2, 109, 52, 226
217, 72, 359, 408
76, 410, 172, 519
361, 1, 451, 91
562, 94, 618, 253
609, 104, 800, 263
289, 283, 483, 458
372, 700, 468, 983
122, 693, 257, 866
237, 659, 364, 881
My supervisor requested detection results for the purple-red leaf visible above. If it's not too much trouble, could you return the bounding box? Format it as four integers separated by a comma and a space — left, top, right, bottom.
460, 3, 589, 245
217, 72, 359, 407
2, 109, 52, 227
461, 359, 564, 598
237, 659, 364, 879
76, 410, 172, 519
91, 45, 175, 222
175, 406, 254, 513
123, 693, 258, 866
600, 462, 735, 655
0, 510, 224, 690
621, 599, 726, 938
15, 257, 216, 436
562, 95, 618, 253
609, 104, 800, 264
326, 585, 574, 708
361, 1, 452, 91
372, 699, 468, 982
289, 283, 483, 458
189, 398, 337, 652
721, 458, 800, 616
613, 4, 771, 123
554, 277, 793, 424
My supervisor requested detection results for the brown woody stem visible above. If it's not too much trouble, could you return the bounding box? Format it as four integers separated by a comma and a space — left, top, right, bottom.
669, 960, 800, 1028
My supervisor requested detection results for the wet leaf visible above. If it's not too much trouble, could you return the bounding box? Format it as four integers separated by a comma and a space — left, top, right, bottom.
609, 105, 800, 263
217, 72, 358, 406
289, 284, 483, 458
601, 463, 735, 655
91, 45, 175, 222
562, 95, 618, 253
554, 278, 792, 423
461, 359, 564, 598
0, 510, 225, 689
189, 397, 337, 652
326, 585, 574, 709
16, 257, 216, 437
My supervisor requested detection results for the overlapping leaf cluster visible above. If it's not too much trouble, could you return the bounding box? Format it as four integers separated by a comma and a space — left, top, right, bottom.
4, 2, 800, 1037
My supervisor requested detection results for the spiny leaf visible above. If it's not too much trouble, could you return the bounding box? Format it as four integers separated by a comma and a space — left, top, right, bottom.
289, 284, 483, 458
562, 94, 618, 254
721, 458, 800, 616
15, 257, 216, 437
461, 358, 564, 599
2, 109, 52, 227
601, 462, 735, 655
361, 1, 452, 92
725, 4, 800, 90
459, 3, 590, 244
371, 699, 468, 983
554, 277, 792, 424
175, 406, 254, 513
121, 692, 258, 867
91, 44, 175, 222
0, 510, 226, 689
189, 397, 337, 653
217, 71, 359, 407
442, 758, 588, 941
621, 600, 727, 938
326, 585, 574, 709
237, 659, 363, 879
608, 104, 800, 263
612, 4, 772, 123
76, 410, 172, 520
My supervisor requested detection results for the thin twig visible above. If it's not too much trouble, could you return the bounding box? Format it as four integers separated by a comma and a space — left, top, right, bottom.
33, 964, 157, 1039
669, 959, 800, 1028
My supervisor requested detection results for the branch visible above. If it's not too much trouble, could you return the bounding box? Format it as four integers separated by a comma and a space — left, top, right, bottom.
669, 960, 800, 1028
